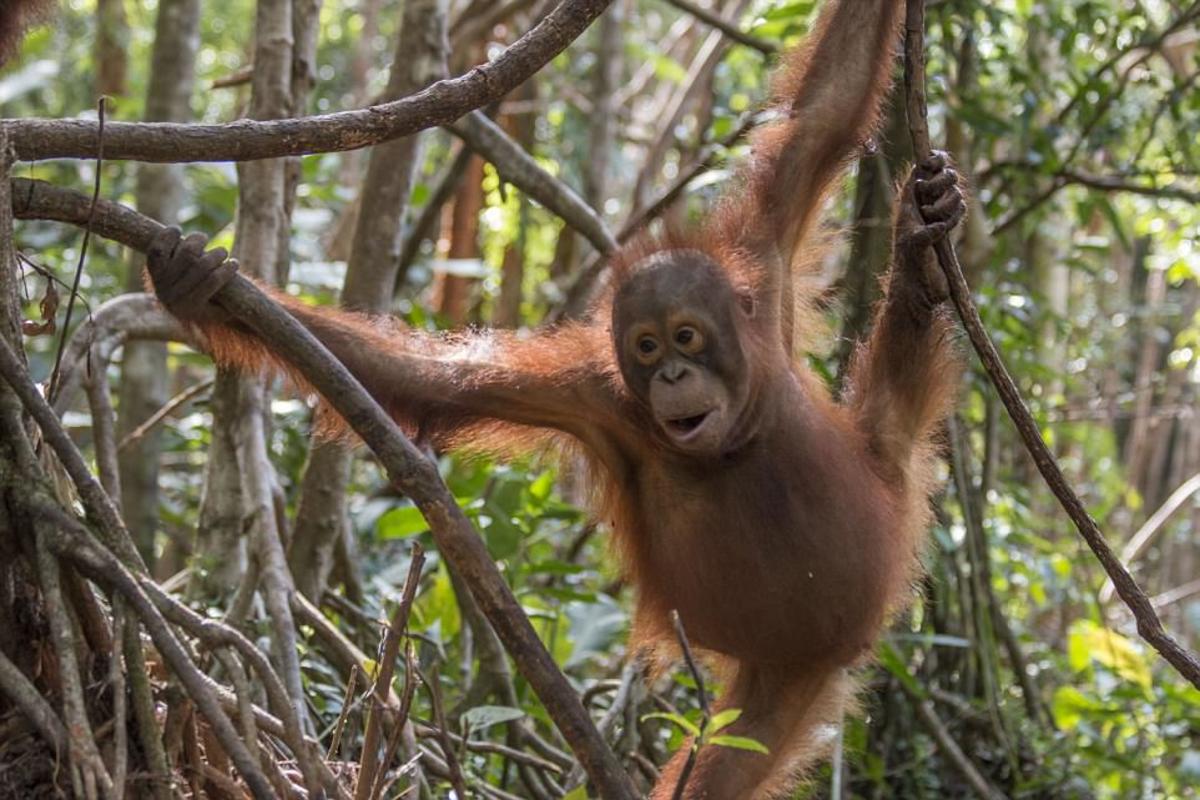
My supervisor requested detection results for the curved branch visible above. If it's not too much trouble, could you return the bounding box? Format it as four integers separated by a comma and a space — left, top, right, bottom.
11, 178, 641, 800
47, 294, 186, 416
3, 0, 614, 163
448, 111, 618, 255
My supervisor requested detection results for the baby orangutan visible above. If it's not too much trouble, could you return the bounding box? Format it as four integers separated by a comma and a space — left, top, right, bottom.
147, 0, 965, 796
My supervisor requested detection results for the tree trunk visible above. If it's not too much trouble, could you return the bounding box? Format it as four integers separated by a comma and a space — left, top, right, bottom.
436, 153, 486, 324
118, 0, 200, 567
290, 0, 450, 600
495, 79, 538, 328
836, 90, 909, 377
95, 0, 129, 96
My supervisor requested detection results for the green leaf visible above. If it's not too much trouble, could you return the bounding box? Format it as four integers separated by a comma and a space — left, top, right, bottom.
1067, 620, 1152, 690
528, 470, 554, 502
877, 642, 924, 698
561, 787, 589, 800
460, 705, 525, 734
1051, 685, 1102, 730
376, 506, 428, 540
642, 711, 701, 738
709, 735, 769, 754
708, 708, 743, 734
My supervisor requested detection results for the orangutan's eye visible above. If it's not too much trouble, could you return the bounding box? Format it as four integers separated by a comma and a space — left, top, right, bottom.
636, 335, 660, 363
674, 325, 704, 353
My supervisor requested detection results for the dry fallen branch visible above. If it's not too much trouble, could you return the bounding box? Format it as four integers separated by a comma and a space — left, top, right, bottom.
10, 179, 640, 800
3, 0, 615, 163
903, 0, 1200, 689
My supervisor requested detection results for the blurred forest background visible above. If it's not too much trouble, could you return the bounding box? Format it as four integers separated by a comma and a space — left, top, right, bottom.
2, 0, 1199, 797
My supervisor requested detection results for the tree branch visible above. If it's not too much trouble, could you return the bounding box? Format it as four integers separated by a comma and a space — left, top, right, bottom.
661, 0, 776, 55
3, 0, 615, 163
448, 110, 618, 255
10, 178, 641, 800
903, 0, 1200, 690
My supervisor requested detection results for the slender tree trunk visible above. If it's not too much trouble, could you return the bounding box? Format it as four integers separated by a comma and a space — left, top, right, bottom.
189, 0, 313, 735
436, 154, 486, 324
585, 4, 621, 214
495, 80, 538, 328
290, 0, 450, 600
1123, 240, 1163, 496
95, 0, 129, 96
118, 0, 200, 568
434, 39, 487, 325
836, 91, 908, 377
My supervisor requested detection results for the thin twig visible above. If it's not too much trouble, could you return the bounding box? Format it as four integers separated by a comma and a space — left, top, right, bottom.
214, 649, 261, 769
369, 641, 420, 800
661, 0, 776, 55
1099, 471, 1200, 603
418, 666, 469, 799
448, 111, 618, 255
395, 146, 473, 284
669, 609, 708, 800
563, 661, 642, 790
48, 97, 106, 403
912, 695, 1006, 800
903, 0, 1200, 689
117, 378, 214, 452
327, 664, 361, 760
84, 343, 121, 504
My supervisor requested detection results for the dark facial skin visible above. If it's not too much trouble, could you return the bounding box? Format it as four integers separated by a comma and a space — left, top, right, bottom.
612, 252, 751, 455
